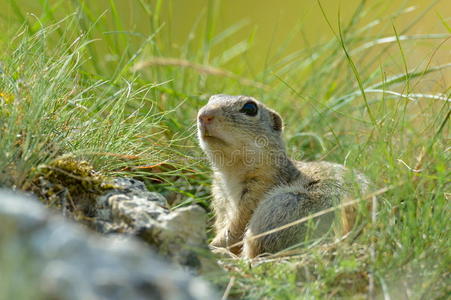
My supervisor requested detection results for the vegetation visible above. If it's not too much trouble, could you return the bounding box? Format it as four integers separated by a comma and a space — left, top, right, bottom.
0, 0, 449, 298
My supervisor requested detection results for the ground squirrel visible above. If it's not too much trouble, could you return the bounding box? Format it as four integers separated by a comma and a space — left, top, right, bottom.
197, 94, 368, 258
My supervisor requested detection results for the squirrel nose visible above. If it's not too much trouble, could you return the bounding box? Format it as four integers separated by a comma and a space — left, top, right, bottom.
199, 114, 215, 125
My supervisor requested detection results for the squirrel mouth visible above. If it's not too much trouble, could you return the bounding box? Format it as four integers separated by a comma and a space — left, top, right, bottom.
200, 127, 215, 138
200, 129, 226, 144
202, 132, 220, 141
199, 124, 228, 145
203, 135, 227, 147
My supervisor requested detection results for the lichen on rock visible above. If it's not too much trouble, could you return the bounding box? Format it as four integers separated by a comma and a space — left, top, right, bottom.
96, 177, 215, 273
29, 156, 216, 273
31, 155, 113, 220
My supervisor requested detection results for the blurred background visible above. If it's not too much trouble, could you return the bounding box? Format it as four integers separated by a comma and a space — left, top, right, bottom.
2, 0, 450, 70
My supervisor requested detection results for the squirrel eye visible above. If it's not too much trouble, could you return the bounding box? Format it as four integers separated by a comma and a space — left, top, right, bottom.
239, 101, 258, 116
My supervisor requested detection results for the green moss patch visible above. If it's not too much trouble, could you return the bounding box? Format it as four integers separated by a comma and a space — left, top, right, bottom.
30, 155, 115, 221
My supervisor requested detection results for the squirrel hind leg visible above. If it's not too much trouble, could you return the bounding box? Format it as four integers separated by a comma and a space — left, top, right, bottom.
243, 191, 309, 258
243, 190, 334, 259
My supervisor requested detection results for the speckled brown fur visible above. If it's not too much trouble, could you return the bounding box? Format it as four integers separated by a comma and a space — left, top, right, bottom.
197, 95, 368, 258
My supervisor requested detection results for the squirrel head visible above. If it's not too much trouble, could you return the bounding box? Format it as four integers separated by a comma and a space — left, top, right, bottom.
197, 94, 286, 168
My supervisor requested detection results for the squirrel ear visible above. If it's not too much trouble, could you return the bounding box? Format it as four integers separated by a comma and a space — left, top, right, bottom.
271, 111, 283, 131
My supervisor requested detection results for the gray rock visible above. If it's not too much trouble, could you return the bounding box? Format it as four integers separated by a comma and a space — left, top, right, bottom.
109, 177, 169, 207
0, 189, 218, 300
96, 178, 213, 272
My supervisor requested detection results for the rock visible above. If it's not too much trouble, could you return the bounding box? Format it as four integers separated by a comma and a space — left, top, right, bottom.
0, 189, 218, 300
96, 178, 213, 272
109, 177, 169, 207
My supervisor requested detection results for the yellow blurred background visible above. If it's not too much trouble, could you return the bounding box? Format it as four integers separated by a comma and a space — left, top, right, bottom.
3, 0, 450, 68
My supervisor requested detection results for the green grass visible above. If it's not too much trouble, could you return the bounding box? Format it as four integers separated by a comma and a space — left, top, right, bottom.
0, 0, 450, 299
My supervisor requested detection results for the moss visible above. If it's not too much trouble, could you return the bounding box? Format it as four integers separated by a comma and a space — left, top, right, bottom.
30, 155, 115, 221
